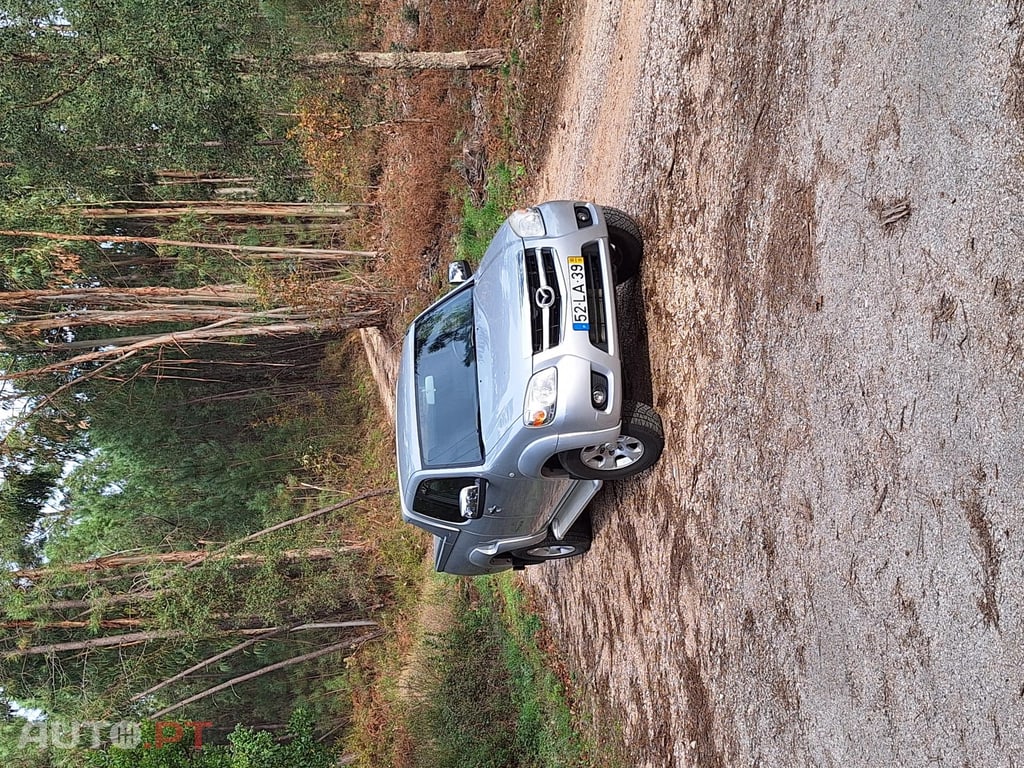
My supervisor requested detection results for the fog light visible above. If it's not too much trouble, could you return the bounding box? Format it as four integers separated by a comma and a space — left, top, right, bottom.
590, 371, 609, 410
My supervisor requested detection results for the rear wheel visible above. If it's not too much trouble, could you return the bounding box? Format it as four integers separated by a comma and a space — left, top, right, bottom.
559, 401, 664, 480
603, 206, 644, 284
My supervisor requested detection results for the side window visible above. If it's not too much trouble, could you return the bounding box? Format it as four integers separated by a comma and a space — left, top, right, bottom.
413, 477, 476, 523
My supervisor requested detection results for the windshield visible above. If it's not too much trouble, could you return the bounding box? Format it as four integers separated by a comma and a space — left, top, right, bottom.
413, 286, 483, 467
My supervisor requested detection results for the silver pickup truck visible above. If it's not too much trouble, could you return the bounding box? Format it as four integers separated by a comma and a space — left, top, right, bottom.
395, 201, 664, 575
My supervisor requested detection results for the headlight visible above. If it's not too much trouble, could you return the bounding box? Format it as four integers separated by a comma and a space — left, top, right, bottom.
508, 207, 546, 238
524, 368, 557, 427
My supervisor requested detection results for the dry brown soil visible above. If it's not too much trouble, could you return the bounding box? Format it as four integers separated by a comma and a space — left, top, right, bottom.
521, 1, 1024, 766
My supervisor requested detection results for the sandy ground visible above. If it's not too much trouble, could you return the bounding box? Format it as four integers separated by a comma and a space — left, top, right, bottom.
524, 0, 1024, 765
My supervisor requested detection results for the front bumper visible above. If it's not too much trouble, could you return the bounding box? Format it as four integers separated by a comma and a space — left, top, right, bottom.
514, 202, 624, 476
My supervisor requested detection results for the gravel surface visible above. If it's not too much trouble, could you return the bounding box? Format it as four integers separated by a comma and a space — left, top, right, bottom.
526, 1, 1024, 765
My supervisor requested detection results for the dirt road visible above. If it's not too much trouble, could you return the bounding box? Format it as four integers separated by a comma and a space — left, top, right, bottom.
525, 1, 1024, 765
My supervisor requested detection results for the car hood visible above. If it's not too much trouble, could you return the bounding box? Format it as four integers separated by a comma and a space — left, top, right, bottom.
474, 224, 532, 453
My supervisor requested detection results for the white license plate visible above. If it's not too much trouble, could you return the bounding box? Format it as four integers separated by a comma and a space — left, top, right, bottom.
567, 256, 589, 331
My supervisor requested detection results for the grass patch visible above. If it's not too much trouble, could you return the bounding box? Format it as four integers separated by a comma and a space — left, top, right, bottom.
454, 162, 525, 264
400, 573, 601, 768
487, 574, 592, 766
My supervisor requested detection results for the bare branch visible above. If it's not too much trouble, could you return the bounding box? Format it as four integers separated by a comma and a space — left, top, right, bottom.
128, 620, 377, 703
184, 488, 392, 569
148, 630, 384, 719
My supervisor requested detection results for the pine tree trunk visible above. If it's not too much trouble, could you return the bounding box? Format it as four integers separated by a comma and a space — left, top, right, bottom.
22, 591, 164, 612
11, 546, 360, 581
2, 618, 145, 630
291, 48, 505, 70
71, 201, 365, 219
4, 625, 355, 657
0, 285, 256, 308
0, 229, 376, 259
6, 629, 186, 656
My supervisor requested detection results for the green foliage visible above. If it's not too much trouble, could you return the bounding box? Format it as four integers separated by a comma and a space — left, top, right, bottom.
2, 0, 263, 192
489, 576, 586, 765
406, 584, 517, 767
454, 163, 525, 264
0, 344, 403, 742
0, 716, 52, 768
0, 0, 320, 200
81, 722, 228, 768
78, 710, 332, 768
0, 193, 91, 289
159, 213, 249, 288
228, 709, 334, 768
0, 0, 399, 757
0, 463, 60, 565
257, 0, 370, 52
404, 575, 592, 768
43, 370, 308, 564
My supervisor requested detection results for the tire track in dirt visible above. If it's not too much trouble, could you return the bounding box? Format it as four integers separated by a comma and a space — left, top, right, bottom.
527, 1, 1024, 765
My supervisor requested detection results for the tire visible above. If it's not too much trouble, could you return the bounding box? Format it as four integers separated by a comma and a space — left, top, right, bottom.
602, 206, 644, 284
512, 518, 592, 564
559, 400, 664, 480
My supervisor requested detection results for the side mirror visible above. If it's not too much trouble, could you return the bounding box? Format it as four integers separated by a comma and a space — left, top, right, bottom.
459, 479, 487, 520
448, 260, 472, 284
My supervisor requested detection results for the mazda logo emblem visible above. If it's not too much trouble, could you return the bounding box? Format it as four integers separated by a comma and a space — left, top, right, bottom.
534, 286, 556, 308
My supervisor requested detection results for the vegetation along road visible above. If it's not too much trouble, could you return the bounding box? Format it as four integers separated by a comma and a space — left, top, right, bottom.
522, 0, 1024, 765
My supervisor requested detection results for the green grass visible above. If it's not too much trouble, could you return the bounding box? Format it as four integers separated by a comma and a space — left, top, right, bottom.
454, 162, 525, 264
487, 574, 590, 765
402, 573, 607, 768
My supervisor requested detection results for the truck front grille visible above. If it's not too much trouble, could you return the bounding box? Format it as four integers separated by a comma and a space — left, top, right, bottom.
525, 247, 562, 353
580, 242, 609, 352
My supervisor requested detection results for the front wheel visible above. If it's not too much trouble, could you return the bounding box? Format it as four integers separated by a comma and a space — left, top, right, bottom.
602, 206, 644, 284
559, 400, 664, 480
